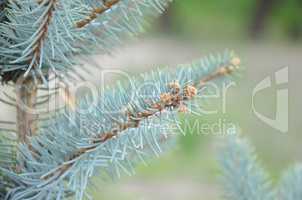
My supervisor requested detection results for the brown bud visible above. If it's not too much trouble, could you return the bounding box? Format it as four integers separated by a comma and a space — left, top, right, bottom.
168, 81, 181, 92
160, 93, 173, 104
217, 67, 229, 75
184, 85, 197, 99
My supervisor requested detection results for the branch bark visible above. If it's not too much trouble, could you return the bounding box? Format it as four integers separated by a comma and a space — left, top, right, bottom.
15, 76, 38, 143
13, 0, 57, 142
76, 0, 120, 28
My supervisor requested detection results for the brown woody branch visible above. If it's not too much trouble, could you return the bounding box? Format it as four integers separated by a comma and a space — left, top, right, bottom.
76, 0, 120, 28
41, 57, 240, 181
16, 0, 57, 143
30, 0, 56, 72
15, 76, 38, 143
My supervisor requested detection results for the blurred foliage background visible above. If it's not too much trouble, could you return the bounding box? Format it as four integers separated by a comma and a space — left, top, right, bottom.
156, 0, 302, 41
91, 1, 301, 199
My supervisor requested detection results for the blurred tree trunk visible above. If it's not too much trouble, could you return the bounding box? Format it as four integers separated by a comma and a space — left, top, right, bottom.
250, 0, 276, 39
159, 6, 174, 33
286, 0, 302, 40
287, 19, 302, 40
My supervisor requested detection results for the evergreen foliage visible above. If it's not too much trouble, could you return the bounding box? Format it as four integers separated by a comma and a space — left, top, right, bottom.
220, 135, 302, 200
0, 1, 300, 200
0, 134, 17, 200
0, 0, 171, 82
219, 136, 274, 200
278, 165, 302, 200
0, 51, 240, 200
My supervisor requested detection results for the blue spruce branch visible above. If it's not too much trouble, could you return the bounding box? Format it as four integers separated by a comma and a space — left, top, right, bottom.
278, 165, 302, 200
0, 134, 18, 199
219, 135, 275, 200
1, 52, 241, 200
220, 135, 302, 200
0, 0, 172, 82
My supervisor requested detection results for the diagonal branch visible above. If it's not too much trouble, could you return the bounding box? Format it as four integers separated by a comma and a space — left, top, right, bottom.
41, 57, 241, 181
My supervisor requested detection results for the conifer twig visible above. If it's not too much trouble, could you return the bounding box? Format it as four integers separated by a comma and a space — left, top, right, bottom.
41, 58, 240, 182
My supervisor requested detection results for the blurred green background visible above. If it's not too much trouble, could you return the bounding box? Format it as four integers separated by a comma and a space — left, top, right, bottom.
156, 0, 302, 41
91, 1, 302, 199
